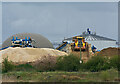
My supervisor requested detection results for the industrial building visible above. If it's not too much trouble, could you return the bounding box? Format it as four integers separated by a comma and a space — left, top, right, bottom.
2, 33, 53, 48
63, 29, 117, 50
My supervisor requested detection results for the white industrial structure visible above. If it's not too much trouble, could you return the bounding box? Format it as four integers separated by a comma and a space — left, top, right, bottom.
63, 29, 117, 50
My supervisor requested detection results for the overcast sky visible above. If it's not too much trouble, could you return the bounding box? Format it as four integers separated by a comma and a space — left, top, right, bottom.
2, 2, 118, 43
0, 2, 1, 44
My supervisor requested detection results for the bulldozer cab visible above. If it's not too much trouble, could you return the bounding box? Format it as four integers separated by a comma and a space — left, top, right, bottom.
73, 36, 85, 43
72, 36, 86, 51
77, 37, 84, 42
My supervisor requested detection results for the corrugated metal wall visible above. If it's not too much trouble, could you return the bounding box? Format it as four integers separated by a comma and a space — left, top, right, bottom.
86, 41, 117, 50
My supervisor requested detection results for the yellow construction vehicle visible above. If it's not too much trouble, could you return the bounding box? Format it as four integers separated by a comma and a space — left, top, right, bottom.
71, 36, 88, 51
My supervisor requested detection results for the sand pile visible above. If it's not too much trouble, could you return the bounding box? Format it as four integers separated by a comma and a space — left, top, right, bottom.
97, 47, 119, 57
0, 47, 68, 64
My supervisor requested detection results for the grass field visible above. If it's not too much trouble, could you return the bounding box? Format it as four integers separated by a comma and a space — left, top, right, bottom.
2, 69, 119, 82
2, 54, 119, 82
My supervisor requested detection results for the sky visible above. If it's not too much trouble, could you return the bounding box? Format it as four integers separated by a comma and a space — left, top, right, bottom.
2, 2, 118, 43
0, 2, 1, 44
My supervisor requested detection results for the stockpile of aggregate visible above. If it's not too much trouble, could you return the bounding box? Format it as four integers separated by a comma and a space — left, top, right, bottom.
0, 47, 68, 70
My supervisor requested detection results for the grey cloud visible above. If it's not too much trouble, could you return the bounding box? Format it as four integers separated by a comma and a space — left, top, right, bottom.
2, 2, 118, 42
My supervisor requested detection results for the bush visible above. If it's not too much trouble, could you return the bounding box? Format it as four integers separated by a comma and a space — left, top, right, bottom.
15, 63, 36, 71
84, 56, 110, 72
2, 57, 15, 73
56, 54, 81, 71
2, 57, 37, 72
109, 55, 119, 70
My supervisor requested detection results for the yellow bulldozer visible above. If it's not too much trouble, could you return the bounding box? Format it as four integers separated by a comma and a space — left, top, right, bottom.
71, 36, 88, 51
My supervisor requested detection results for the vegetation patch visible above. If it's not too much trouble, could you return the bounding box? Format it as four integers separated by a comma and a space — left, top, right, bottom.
56, 54, 81, 71
14, 63, 36, 72
2, 57, 15, 73
109, 55, 119, 70
84, 55, 111, 72
2, 57, 36, 73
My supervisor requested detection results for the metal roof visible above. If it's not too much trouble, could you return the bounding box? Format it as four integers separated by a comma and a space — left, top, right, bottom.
64, 34, 116, 41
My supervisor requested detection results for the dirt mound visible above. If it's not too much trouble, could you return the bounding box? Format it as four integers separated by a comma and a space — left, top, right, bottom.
97, 47, 119, 57
0, 47, 68, 70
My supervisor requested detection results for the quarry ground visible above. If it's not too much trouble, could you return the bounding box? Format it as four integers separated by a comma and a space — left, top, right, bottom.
1, 47, 119, 82
2, 69, 119, 82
